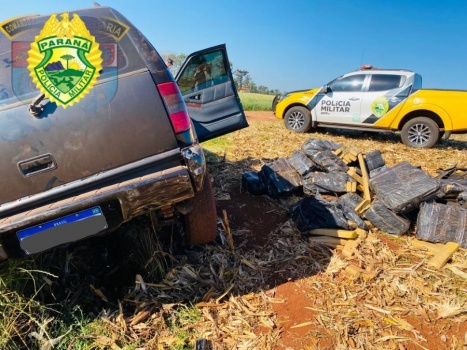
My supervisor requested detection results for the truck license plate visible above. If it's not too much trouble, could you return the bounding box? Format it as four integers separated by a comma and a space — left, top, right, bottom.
17, 207, 108, 255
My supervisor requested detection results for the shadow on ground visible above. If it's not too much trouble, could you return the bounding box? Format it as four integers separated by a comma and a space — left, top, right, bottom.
0, 148, 332, 333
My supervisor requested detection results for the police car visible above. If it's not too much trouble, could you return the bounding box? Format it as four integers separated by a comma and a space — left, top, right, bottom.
274, 65, 467, 148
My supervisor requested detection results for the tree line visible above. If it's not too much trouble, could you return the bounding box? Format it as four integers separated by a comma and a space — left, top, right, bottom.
164, 53, 279, 95
232, 69, 280, 95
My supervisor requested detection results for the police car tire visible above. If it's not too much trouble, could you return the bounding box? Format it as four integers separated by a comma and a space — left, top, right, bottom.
183, 172, 218, 246
401, 117, 439, 148
284, 106, 312, 133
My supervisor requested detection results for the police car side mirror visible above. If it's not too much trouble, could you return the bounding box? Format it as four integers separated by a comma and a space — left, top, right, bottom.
323, 85, 330, 94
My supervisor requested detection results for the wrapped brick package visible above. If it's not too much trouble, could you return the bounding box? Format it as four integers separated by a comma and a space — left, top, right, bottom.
416, 201, 467, 248
302, 138, 342, 153
302, 171, 353, 194
365, 150, 385, 172
337, 192, 364, 209
369, 161, 440, 213
306, 150, 349, 173
288, 150, 316, 176
364, 199, 411, 236
336, 193, 368, 230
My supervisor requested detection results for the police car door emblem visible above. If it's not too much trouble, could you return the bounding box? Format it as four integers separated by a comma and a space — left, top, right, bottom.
27, 13, 103, 108
371, 96, 389, 118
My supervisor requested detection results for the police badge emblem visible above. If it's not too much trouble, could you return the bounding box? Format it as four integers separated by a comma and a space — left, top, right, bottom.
371, 96, 389, 118
27, 13, 103, 108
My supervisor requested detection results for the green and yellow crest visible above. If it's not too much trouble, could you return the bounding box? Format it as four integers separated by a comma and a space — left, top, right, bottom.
371, 96, 389, 118
27, 13, 102, 108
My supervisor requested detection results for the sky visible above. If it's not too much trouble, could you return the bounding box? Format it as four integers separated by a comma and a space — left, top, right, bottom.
2, 0, 467, 92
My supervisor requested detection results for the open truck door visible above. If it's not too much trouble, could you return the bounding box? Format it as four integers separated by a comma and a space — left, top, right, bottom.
176, 44, 248, 142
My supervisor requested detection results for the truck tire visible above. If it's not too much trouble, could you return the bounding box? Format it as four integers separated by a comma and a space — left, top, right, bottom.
401, 117, 439, 148
184, 172, 218, 245
284, 106, 312, 133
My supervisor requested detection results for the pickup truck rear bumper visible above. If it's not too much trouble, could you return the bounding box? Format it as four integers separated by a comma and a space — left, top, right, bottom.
0, 165, 197, 260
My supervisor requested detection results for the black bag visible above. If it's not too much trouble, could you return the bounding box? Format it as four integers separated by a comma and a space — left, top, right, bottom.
290, 194, 351, 232
259, 158, 302, 197
241, 171, 266, 195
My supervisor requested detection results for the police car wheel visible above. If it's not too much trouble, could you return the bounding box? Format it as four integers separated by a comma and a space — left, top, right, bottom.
284, 106, 312, 133
401, 117, 439, 148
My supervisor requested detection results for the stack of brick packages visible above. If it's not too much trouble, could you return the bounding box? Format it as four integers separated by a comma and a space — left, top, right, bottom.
241, 138, 467, 248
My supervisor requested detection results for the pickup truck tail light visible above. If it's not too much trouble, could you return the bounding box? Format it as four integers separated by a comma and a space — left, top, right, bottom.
157, 82, 205, 190
157, 82, 191, 134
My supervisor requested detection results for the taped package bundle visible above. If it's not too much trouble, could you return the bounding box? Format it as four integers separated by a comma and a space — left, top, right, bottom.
416, 201, 467, 248
302, 138, 342, 153
365, 150, 385, 171
364, 199, 411, 236
288, 150, 316, 176
306, 150, 349, 173
369, 161, 440, 213
302, 171, 353, 194
336, 193, 368, 230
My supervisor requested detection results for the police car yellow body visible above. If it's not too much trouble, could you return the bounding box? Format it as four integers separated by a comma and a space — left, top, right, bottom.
274, 66, 467, 148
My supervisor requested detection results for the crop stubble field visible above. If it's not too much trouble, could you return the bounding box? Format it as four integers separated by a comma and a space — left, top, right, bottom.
205, 111, 467, 350
0, 109, 466, 350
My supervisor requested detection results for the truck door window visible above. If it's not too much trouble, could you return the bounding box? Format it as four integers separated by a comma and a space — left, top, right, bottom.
330, 74, 365, 92
367, 74, 405, 91
177, 50, 229, 94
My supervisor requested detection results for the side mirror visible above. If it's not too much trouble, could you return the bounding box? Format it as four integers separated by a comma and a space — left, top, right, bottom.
323, 85, 330, 94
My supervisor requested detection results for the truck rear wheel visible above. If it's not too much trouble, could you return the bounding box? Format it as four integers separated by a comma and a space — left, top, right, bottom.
183, 172, 218, 245
401, 117, 439, 148
284, 106, 312, 133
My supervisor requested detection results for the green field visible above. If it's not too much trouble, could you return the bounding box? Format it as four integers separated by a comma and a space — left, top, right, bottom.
238, 92, 275, 111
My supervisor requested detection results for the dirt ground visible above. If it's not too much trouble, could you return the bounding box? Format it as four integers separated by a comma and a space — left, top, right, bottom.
214, 111, 467, 350
8, 110, 465, 350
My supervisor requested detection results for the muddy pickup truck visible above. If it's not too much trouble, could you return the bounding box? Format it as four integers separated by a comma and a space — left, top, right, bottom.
274, 65, 467, 148
0, 6, 248, 260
